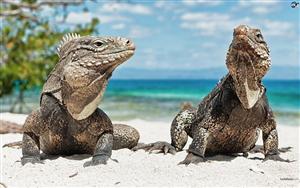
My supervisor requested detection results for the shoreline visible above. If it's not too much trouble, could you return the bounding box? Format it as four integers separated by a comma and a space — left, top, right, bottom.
1, 113, 299, 186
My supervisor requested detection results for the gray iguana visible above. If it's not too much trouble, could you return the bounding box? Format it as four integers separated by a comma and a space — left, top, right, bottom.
133, 25, 291, 164
21, 34, 139, 167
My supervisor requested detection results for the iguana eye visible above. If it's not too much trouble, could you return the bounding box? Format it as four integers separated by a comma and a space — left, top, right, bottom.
94, 41, 103, 47
256, 33, 263, 40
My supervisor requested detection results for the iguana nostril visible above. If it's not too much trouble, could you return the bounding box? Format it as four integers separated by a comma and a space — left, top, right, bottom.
125, 39, 135, 50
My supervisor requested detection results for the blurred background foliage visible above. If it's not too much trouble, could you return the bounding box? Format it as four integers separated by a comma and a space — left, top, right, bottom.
0, 0, 99, 111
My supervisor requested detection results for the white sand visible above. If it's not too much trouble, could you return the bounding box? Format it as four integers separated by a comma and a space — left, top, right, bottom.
0, 113, 299, 187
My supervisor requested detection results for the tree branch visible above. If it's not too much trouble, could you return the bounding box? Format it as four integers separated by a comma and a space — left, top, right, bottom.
1, 0, 83, 9
0, 0, 84, 21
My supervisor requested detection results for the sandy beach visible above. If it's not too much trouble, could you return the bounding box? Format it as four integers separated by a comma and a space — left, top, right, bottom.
0, 112, 299, 187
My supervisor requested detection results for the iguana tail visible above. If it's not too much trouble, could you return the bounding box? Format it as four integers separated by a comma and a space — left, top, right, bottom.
3, 141, 23, 149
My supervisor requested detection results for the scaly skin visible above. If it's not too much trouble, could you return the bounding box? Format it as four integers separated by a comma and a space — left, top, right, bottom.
21, 34, 139, 166
133, 25, 290, 164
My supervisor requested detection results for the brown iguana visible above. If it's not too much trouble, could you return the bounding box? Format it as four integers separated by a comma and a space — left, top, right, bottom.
133, 25, 291, 164
20, 34, 139, 167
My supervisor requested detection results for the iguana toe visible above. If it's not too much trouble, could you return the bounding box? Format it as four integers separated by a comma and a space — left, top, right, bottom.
178, 153, 206, 166
132, 141, 176, 155
21, 156, 43, 166
83, 155, 109, 167
263, 154, 294, 163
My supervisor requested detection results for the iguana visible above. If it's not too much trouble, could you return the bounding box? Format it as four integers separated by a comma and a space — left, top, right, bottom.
20, 34, 139, 167
133, 25, 291, 164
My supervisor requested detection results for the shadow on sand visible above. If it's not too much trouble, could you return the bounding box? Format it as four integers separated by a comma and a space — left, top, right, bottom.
4, 141, 294, 163
40, 153, 91, 161
205, 145, 294, 162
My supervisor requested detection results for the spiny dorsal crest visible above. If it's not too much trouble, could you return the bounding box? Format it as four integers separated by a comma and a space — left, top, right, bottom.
56, 33, 81, 57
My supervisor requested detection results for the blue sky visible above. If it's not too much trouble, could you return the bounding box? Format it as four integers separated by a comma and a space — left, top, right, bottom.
46, 0, 299, 77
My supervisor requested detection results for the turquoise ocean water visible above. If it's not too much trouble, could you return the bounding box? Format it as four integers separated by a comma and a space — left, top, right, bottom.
1, 79, 299, 126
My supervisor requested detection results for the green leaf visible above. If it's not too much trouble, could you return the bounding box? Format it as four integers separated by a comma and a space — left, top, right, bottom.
0, 6, 99, 97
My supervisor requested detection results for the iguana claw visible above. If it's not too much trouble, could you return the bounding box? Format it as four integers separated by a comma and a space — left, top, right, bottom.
178, 153, 206, 166
83, 154, 119, 167
132, 141, 176, 155
21, 156, 43, 165
263, 154, 294, 163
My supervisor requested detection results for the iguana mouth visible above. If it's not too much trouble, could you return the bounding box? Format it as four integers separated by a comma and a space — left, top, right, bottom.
97, 49, 135, 75
92, 49, 134, 64
100, 49, 135, 56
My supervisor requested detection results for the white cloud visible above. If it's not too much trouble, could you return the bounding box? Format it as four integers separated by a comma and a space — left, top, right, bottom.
252, 6, 271, 14
155, 1, 167, 8
101, 3, 152, 15
181, 12, 230, 21
238, 0, 280, 14
155, 1, 184, 11
182, 0, 223, 6
65, 12, 131, 25
97, 14, 131, 24
262, 20, 294, 36
128, 26, 152, 38
201, 42, 217, 48
66, 12, 93, 24
41, 5, 55, 16
239, 0, 280, 7
154, 1, 187, 22
112, 23, 126, 30
180, 11, 294, 38
180, 12, 251, 36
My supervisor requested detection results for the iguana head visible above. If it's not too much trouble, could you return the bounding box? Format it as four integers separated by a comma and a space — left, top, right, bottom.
43, 34, 135, 120
226, 25, 271, 109
57, 34, 135, 78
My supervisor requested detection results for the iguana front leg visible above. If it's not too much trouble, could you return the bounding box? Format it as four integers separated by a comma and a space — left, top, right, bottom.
21, 132, 42, 165
132, 108, 195, 154
179, 126, 209, 165
21, 110, 44, 165
84, 133, 114, 167
261, 109, 291, 162
171, 108, 195, 151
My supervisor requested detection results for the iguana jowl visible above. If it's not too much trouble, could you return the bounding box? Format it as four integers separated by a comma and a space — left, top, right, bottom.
133, 25, 290, 164
21, 34, 139, 166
